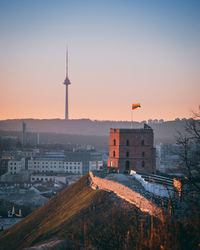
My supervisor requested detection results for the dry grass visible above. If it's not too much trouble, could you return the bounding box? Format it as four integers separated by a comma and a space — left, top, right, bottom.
0, 175, 199, 250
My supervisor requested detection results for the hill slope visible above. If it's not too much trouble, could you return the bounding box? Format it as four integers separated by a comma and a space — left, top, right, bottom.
0, 176, 199, 250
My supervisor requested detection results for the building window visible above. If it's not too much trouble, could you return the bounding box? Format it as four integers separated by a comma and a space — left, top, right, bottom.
113, 139, 116, 146
113, 151, 115, 157
142, 161, 145, 167
126, 151, 129, 157
141, 140, 144, 146
142, 152, 145, 157
126, 140, 129, 146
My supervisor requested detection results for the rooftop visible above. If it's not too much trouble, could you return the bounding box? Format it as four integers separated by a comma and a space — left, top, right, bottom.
110, 128, 153, 134
110, 124, 153, 133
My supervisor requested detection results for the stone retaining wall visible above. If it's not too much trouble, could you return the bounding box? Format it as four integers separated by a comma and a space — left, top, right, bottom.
89, 172, 163, 219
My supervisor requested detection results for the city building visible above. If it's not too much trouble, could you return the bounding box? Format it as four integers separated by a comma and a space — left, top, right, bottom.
4, 150, 103, 184
107, 124, 156, 173
21, 121, 39, 146
28, 151, 103, 176
8, 158, 26, 175
30, 174, 68, 184
63, 152, 103, 175
28, 158, 83, 175
0, 157, 13, 176
156, 143, 182, 175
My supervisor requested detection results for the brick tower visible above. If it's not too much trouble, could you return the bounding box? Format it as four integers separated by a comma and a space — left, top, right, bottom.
107, 124, 156, 174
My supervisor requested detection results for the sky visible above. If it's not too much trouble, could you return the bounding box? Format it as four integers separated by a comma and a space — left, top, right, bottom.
0, 0, 200, 122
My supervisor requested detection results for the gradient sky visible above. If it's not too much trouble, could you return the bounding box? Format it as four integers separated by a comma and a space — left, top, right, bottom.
0, 0, 199, 121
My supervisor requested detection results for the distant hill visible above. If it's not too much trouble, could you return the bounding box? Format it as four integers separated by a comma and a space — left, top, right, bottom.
0, 130, 108, 151
0, 118, 187, 145
0, 175, 198, 250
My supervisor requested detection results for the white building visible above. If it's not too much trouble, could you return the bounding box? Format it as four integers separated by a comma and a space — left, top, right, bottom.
28, 151, 103, 176
8, 158, 25, 175
89, 160, 103, 171
28, 158, 83, 175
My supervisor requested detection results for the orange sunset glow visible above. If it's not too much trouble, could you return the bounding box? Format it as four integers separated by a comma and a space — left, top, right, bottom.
0, 0, 199, 122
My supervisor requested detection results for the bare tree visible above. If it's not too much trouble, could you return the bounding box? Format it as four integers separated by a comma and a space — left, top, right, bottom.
176, 106, 200, 195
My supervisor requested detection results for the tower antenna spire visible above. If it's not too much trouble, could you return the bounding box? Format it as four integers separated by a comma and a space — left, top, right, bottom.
66, 46, 68, 77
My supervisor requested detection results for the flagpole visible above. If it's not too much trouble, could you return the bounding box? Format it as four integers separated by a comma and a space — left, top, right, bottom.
131, 108, 133, 128
131, 104, 141, 129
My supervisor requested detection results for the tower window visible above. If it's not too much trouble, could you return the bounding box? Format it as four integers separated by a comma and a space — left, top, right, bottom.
113, 151, 115, 157
126, 140, 129, 146
113, 139, 116, 146
142, 161, 145, 167
126, 151, 129, 157
142, 152, 145, 157
141, 140, 144, 146
125, 160, 130, 170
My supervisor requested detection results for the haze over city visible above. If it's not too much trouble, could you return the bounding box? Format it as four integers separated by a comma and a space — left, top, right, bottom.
0, 0, 199, 121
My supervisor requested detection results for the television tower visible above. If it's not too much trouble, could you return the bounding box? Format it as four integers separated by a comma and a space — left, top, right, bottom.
63, 50, 71, 120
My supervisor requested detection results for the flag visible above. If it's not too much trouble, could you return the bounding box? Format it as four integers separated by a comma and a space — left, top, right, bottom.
132, 103, 141, 110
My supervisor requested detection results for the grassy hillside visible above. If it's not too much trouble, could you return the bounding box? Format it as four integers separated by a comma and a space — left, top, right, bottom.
0, 175, 97, 249
0, 175, 199, 250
